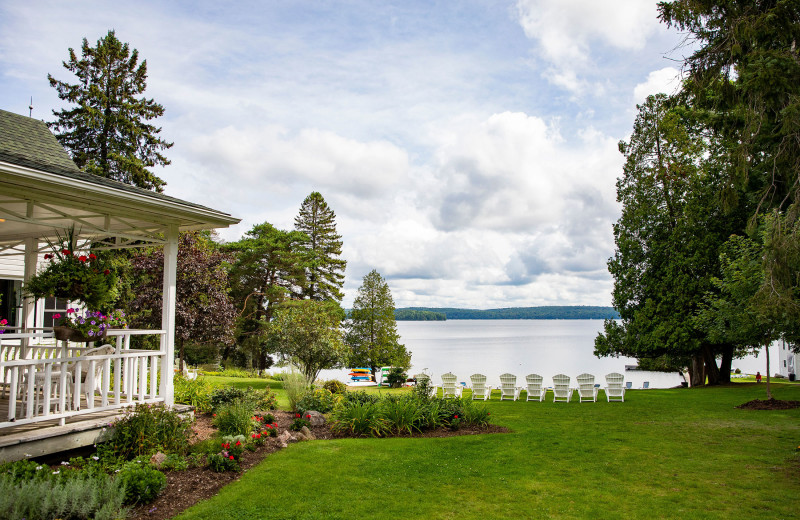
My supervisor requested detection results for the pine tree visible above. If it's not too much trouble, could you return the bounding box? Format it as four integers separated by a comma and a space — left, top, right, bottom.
48, 30, 172, 192
294, 192, 346, 301
346, 269, 410, 376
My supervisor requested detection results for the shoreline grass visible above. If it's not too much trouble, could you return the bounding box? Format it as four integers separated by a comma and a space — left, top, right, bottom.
179, 380, 800, 519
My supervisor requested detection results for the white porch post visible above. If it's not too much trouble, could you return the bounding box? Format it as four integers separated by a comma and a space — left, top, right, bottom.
23, 237, 38, 331
160, 224, 179, 405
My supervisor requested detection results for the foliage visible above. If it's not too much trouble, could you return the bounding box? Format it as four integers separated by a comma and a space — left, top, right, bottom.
412, 376, 435, 401
594, 94, 749, 386
212, 400, 257, 437
226, 222, 309, 373
102, 403, 192, 460
296, 387, 340, 414
329, 401, 388, 437
24, 227, 120, 309
0, 472, 126, 520
48, 30, 172, 191
160, 453, 189, 472
294, 191, 347, 301
116, 461, 166, 504
341, 390, 380, 406
290, 417, 312, 431
54, 308, 127, 340
321, 379, 348, 394
268, 300, 348, 384
209, 385, 276, 412
173, 374, 215, 412
381, 395, 423, 435
282, 370, 309, 411
209, 435, 246, 471
346, 269, 411, 376
394, 309, 447, 320
385, 367, 407, 388
128, 232, 236, 368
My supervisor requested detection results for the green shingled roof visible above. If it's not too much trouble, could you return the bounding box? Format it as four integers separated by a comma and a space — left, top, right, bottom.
0, 108, 228, 215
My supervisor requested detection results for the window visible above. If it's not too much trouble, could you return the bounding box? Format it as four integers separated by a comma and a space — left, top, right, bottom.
44, 297, 72, 327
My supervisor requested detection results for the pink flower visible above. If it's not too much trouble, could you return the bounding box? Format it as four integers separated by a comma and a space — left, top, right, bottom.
67, 308, 75, 314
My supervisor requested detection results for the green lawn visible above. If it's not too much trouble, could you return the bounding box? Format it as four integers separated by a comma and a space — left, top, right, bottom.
184, 380, 800, 520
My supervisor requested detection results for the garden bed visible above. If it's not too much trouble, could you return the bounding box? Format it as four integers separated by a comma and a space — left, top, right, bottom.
736, 398, 800, 410
130, 411, 507, 520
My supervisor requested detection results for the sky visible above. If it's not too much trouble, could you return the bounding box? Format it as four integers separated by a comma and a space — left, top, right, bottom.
0, 0, 690, 309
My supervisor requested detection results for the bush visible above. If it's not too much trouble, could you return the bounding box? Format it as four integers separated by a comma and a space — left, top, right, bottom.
290, 417, 312, 431
322, 379, 348, 394
209, 387, 247, 410
103, 403, 193, 460
330, 401, 387, 437
208, 452, 237, 472
213, 400, 257, 436
382, 394, 423, 435
209, 386, 277, 412
161, 453, 189, 472
174, 374, 215, 412
412, 376, 435, 400
116, 461, 167, 504
296, 387, 340, 414
386, 367, 407, 388
0, 471, 126, 520
341, 390, 380, 406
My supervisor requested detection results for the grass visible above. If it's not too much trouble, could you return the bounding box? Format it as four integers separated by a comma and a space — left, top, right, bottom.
177, 382, 800, 520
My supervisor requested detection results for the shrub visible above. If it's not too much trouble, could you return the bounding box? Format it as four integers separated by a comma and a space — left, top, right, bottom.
385, 367, 407, 388
209, 387, 247, 410
209, 435, 246, 472
116, 461, 167, 504
209, 386, 277, 412
330, 401, 387, 437
213, 400, 256, 436
296, 387, 340, 414
208, 452, 237, 472
290, 417, 312, 431
174, 374, 215, 412
341, 390, 380, 406
161, 453, 189, 472
381, 395, 423, 435
412, 376, 435, 400
103, 403, 193, 460
0, 471, 126, 520
322, 379, 347, 394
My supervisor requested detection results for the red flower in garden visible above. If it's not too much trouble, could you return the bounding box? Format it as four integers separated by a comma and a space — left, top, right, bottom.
88, 253, 97, 260
295, 413, 301, 418
78, 255, 87, 262
235, 440, 241, 446
229, 455, 235, 460
62, 249, 70, 255
454, 415, 459, 419
306, 414, 311, 419
103, 269, 110, 275
44, 254, 52, 260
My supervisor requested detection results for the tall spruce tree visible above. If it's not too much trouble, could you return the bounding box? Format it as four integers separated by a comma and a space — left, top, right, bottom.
48, 30, 172, 191
294, 192, 346, 301
346, 269, 410, 376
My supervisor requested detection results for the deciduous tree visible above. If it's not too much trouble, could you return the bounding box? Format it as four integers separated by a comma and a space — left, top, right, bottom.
48, 30, 172, 191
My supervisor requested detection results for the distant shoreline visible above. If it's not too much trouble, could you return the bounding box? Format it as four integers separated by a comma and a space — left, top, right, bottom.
394, 306, 619, 321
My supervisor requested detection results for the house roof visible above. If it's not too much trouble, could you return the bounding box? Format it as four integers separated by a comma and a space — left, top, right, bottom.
0, 108, 240, 251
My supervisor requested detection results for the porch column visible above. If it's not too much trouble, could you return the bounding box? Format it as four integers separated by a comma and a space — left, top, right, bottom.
23, 237, 38, 331
160, 224, 179, 405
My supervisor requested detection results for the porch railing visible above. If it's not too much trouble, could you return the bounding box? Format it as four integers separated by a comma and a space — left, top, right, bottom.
0, 329, 167, 429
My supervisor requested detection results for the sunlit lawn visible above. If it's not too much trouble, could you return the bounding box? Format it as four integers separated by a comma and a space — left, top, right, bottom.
182, 378, 800, 519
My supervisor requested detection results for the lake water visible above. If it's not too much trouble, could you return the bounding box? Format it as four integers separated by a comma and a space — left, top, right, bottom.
317, 320, 778, 389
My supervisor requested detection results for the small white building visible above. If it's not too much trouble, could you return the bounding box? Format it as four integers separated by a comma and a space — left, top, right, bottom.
0, 108, 239, 460
777, 339, 796, 379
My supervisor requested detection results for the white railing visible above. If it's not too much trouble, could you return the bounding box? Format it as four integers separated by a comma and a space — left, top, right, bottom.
0, 329, 167, 428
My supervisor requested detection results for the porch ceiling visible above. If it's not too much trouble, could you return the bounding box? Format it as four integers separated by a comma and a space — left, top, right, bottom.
1, 160, 240, 253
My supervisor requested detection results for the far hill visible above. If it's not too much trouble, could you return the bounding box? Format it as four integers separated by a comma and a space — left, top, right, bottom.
394, 306, 619, 320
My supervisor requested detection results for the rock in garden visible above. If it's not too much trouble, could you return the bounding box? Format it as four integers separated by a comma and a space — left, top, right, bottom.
278, 430, 293, 443
300, 426, 315, 440
304, 410, 325, 426
295, 430, 307, 441
150, 452, 167, 468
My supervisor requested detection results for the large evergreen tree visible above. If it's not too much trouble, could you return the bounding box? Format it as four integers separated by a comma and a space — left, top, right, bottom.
346, 269, 410, 376
48, 30, 172, 192
226, 222, 308, 373
294, 192, 346, 301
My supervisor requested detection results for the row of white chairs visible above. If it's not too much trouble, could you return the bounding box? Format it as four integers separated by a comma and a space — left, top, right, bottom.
416, 372, 635, 403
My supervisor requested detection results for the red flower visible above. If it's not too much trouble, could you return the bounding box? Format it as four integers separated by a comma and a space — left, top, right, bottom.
78, 255, 87, 262
61, 249, 70, 255
235, 440, 241, 446
295, 413, 301, 418
272, 423, 277, 428
229, 455, 235, 460
103, 269, 110, 275
454, 415, 459, 419
44, 254, 52, 260
306, 414, 311, 419
88, 253, 97, 260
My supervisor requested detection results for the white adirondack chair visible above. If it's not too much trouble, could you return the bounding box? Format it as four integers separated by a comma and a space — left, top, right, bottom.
440, 372, 462, 398
414, 373, 438, 398
525, 374, 547, 402
469, 373, 492, 400
552, 374, 573, 403
499, 373, 521, 401
605, 372, 625, 402
576, 373, 599, 402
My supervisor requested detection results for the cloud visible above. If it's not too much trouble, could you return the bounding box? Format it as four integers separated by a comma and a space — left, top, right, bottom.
516, 0, 662, 94
633, 67, 683, 104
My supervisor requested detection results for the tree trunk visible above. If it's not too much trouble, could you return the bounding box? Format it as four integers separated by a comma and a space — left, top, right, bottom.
690, 354, 705, 386
703, 345, 721, 385
718, 344, 734, 384
178, 338, 185, 372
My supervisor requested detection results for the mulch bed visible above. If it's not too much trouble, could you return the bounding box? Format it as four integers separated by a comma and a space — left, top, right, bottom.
129, 412, 508, 520
735, 398, 800, 410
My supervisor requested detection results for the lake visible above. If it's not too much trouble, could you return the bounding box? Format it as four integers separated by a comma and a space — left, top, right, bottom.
318, 319, 777, 389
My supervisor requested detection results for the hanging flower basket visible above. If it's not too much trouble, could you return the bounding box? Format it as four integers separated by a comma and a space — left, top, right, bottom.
52, 309, 126, 343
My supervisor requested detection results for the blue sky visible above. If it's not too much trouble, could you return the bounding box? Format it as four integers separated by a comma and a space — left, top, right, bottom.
0, 0, 688, 308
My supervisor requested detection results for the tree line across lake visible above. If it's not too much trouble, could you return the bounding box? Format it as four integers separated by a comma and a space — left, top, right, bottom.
394, 307, 619, 321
